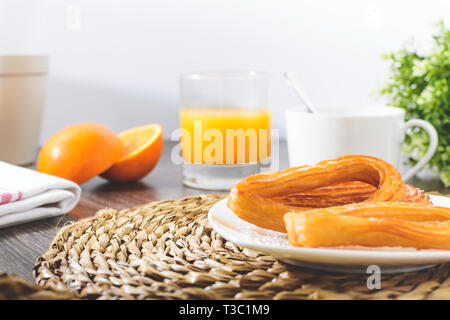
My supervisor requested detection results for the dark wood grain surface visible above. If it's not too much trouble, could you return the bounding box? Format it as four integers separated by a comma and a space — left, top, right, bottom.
0, 141, 448, 282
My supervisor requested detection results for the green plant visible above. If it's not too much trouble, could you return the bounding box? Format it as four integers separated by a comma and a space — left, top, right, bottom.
380, 21, 450, 186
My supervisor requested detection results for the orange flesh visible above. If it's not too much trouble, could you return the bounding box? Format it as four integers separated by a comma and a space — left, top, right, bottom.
101, 124, 163, 182
118, 125, 160, 159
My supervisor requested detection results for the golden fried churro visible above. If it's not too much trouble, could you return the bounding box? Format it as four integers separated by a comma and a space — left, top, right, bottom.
228, 155, 406, 232
284, 203, 450, 250
270, 183, 431, 207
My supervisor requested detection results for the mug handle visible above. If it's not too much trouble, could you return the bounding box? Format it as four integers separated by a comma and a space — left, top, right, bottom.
401, 119, 438, 181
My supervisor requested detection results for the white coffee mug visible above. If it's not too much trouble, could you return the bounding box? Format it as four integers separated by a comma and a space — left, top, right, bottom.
285, 106, 438, 181
0, 55, 49, 165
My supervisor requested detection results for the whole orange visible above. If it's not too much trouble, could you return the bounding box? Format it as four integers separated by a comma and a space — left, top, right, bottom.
101, 124, 163, 182
37, 122, 123, 184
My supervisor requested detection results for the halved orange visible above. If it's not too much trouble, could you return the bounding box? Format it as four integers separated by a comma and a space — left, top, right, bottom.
101, 124, 163, 182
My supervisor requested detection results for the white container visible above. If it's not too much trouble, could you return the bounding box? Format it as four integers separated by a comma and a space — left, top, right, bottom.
0, 55, 49, 165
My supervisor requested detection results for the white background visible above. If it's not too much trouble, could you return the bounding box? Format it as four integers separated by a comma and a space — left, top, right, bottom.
1, 0, 449, 142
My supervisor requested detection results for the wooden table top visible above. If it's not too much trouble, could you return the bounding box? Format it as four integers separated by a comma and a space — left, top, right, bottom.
0, 141, 448, 282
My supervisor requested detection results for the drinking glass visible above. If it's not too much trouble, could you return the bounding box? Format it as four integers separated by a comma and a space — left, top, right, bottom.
180, 71, 271, 190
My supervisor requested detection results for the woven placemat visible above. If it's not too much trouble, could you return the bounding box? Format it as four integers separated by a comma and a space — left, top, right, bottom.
33, 194, 450, 300
0, 272, 77, 300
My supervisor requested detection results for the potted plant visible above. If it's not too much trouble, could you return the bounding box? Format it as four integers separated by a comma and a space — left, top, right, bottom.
381, 21, 450, 187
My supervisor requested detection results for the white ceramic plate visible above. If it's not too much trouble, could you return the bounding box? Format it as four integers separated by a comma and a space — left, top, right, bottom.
208, 195, 450, 273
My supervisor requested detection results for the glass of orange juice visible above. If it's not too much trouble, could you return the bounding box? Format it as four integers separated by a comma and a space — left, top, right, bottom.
180, 71, 271, 190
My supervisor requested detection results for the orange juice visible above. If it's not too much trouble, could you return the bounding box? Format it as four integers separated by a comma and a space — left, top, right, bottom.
180, 107, 271, 164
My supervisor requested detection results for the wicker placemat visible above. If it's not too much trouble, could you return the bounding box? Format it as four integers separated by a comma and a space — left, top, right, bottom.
33, 194, 450, 300
0, 272, 76, 300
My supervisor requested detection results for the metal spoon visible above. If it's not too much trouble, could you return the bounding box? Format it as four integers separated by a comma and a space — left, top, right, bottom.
284, 72, 319, 113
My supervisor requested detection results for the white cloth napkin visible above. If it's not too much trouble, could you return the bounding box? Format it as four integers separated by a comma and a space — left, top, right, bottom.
0, 161, 81, 228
